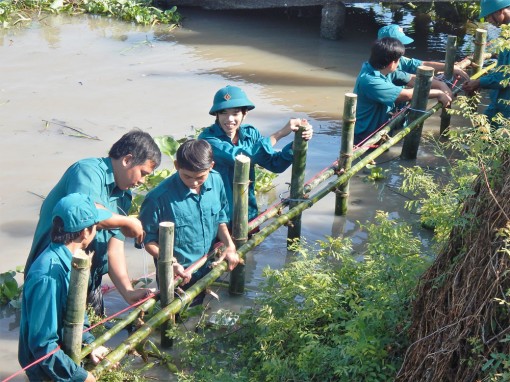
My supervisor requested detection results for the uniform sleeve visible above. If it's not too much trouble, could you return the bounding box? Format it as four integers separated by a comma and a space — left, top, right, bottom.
391, 69, 412, 87
82, 313, 95, 345
139, 197, 162, 245
217, 178, 229, 224
24, 277, 88, 382
399, 56, 423, 74
201, 127, 293, 174
65, 161, 125, 240
479, 49, 510, 90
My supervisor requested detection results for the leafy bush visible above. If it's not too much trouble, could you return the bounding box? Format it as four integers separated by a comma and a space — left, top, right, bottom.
175, 212, 431, 381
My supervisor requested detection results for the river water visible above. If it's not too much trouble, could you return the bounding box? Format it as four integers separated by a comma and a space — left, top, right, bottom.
0, 4, 489, 380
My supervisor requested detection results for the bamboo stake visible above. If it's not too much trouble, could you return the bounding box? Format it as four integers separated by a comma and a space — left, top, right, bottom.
63, 249, 91, 364
440, 36, 457, 135
401, 66, 435, 160
230, 154, 250, 295
472, 29, 488, 76
247, 113, 407, 230
158, 222, 175, 348
335, 93, 356, 215
287, 125, 309, 246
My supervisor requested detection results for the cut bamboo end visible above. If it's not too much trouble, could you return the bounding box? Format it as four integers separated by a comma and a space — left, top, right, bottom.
159, 221, 175, 228
235, 154, 250, 164
72, 249, 91, 268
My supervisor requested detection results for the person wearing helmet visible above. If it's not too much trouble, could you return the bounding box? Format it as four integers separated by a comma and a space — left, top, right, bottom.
462, 0, 510, 125
198, 85, 313, 224
378, 24, 469, 85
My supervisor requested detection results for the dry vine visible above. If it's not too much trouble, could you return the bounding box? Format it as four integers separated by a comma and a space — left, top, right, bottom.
396, 153, 510, 382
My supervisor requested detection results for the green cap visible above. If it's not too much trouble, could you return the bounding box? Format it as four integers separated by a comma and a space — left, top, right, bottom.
52, 193, 112, 233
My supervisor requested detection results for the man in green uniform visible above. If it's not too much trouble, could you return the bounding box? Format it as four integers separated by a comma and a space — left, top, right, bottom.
377, 24, 469, 82
19, 193, 111, 381
462, 0, 510, 125
354, 37, 453, 145
25, 129, 161, 315
138, 139, 239, 305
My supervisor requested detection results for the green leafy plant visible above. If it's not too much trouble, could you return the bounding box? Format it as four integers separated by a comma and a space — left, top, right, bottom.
365, 164, 387, 181
254, 165, 277, 193
0, 0, 181, 29
0, 267, 23, 307
174, 213, 430, 381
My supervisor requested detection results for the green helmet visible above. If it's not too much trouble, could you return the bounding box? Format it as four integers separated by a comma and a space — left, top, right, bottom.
209, 85, 255, 115
480, 0, 510, 19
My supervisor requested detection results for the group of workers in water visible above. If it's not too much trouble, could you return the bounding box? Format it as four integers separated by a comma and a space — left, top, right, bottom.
16, 0, 510, 380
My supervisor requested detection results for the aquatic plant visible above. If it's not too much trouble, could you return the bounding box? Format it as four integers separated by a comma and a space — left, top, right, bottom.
0, 268, 23, 308
0, 0, 181, 29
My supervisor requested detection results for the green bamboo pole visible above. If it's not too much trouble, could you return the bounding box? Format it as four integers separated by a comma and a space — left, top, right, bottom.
230, 154, 250, 295
335, 93, 356, 215
472, 28, 487, 76
401, 66, 435, 160
440, 35, 457, 136
63, 250, 91, 364
158, 221, 175, 348
81, 297, 156, 358
287, 124, 309, 246
92, 263, 228, 377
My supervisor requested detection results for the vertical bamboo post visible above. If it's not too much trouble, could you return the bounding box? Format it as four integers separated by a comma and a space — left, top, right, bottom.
229, 154, 250, 295
63, 249, 91, 364
335, 93, 356, 215
440, 35, 457, 136
287, 125, 309, 247
472, 28, 487, 76
158, 221, 174, 348
401, 66, 435, 160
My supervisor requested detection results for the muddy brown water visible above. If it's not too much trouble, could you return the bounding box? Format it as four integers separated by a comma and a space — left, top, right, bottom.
0, 5, 482, 379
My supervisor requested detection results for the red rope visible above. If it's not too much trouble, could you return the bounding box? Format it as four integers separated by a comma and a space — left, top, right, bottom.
353, 104, 410, 151
2, 347, 61, 382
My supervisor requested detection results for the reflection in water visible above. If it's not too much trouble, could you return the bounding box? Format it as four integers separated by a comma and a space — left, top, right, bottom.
0, 5, 486, 379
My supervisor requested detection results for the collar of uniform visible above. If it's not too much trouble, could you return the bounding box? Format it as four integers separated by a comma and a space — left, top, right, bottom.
212, 122, 249, 143
175, 171, 213, 198
103, 157, 130, 200
48, 242, 74, 273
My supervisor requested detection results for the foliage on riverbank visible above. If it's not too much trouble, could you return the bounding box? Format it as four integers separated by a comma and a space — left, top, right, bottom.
173, 214, 430, 381
395, 95, 510, 381
0, 0, 181, 29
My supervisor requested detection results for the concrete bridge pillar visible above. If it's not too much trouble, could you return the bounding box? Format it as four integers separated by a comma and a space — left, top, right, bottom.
320, 1, 345, 40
